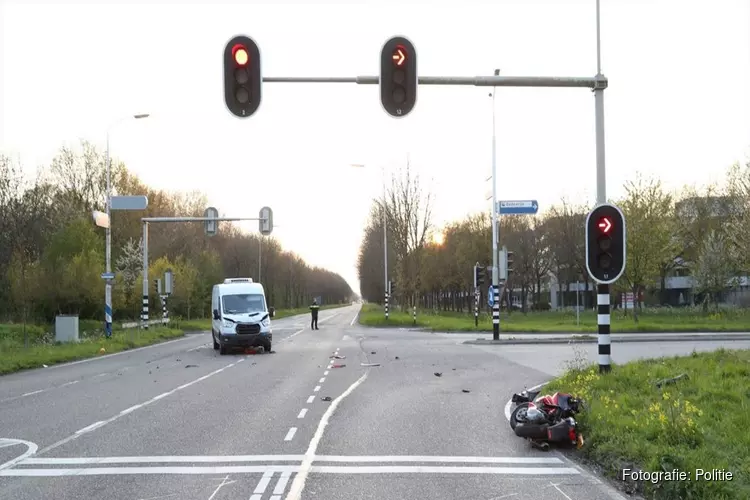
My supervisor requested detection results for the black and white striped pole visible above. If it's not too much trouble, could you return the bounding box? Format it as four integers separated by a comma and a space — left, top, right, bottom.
585, 203, 626, 374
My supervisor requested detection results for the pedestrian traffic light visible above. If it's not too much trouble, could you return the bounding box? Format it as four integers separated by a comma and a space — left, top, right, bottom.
223, 35, 262, 118
585, 203, 626, 284
380, 36, 417, 118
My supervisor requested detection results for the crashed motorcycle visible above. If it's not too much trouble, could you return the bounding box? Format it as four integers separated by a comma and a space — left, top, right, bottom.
509, 389, 584, 451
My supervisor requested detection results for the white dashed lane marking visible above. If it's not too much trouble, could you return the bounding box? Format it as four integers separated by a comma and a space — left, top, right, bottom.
306, 396, 314, 404
297, 409, 308, 419
284, 428, 297, 441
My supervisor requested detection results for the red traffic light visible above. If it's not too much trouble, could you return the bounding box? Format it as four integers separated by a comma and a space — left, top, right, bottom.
392, 46, 407, 66
598, 217, 612, 233
232, 44, 249, 66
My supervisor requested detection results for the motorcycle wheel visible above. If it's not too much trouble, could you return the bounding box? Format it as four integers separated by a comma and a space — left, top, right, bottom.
510, 402, 530, 430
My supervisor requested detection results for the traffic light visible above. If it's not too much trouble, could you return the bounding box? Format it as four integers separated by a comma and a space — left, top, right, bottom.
506, 250, 515, 276
223, 35, 262, 118
380, 36, 417, 118
585, 203, 626, 284
474, 265, 484, 287
154, 279, 162, 295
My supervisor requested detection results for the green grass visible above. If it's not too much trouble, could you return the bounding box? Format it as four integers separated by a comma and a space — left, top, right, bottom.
545, 349, 750, 499
358, 304, 750, 333
0, 326, 184, 375
172, 303, 351, 332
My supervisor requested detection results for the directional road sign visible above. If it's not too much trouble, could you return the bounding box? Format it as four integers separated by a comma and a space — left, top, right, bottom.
497, 200, 539, 215
101, 272, 115, 280
487, 285, 494, 307
110, 195, 148, 211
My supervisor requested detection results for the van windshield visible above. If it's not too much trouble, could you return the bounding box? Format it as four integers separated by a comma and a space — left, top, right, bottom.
222, 293, 266, 315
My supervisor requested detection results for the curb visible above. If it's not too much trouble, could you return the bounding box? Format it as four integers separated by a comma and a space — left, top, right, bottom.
466, 334, 750, 345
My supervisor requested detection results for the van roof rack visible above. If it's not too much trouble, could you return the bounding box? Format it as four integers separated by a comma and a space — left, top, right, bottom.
223, 278, 254, 284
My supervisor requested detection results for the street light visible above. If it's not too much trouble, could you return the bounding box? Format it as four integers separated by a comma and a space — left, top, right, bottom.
350, 163, 389, 320
104, 113, 150, 337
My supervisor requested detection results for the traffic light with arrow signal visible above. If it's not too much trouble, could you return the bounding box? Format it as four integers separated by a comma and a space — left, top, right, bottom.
379, 36, 417, 118
223, 35, 262, 118
585, 203, 626, 284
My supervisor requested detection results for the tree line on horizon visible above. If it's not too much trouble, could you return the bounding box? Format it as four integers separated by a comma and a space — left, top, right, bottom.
357, 160, 750, 321
0, 140, 353, 325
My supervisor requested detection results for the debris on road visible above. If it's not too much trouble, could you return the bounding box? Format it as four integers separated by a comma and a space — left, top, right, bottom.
321, 396, 333, 402
176, 358, 181, 362
462, 389, 471, 393
395, 356, 399, 360
371, 351, 377, 354
434, 372, 442, 377
330, 354, 346, 359
185, 364, 198, 368
361, 363, 380, 367
331, 364, 346, 368
269, 350, 276, 354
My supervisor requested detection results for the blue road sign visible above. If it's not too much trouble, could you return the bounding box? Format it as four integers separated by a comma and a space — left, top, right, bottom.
101, 272, 115, 280
487, 285, 494, 307
497, 200, 539, 215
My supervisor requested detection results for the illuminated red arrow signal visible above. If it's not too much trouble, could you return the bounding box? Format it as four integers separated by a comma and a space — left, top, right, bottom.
598, 217, 612, 233
392, 48, 406, 66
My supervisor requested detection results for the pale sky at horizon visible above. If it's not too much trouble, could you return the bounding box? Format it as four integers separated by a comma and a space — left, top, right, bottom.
2, 0, 749, 295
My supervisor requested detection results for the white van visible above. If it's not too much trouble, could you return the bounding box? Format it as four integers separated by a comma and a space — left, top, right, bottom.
211, 278, 275, 355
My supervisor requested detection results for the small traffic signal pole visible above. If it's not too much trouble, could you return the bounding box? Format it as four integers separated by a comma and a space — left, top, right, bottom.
412, 306, 417, 326
585, 203, 626, 374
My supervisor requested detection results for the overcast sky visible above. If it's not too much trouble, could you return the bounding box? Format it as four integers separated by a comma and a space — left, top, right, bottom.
1, 0, 749, 294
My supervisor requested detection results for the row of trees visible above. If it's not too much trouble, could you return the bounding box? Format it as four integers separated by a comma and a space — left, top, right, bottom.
0, 141, 353, 324
357, 160, 750, 318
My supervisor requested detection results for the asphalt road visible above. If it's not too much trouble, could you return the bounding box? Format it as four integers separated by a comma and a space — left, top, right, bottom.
2, 305, 743, 500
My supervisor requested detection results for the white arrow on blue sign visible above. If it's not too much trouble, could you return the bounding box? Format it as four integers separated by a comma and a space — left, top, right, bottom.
497, 200, 539, 215
487, 285, 494, 307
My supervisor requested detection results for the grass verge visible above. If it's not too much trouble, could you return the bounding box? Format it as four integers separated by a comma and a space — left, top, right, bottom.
357, 303, 750, 333
0, 326, 184, 376
172, 303, 351, 332
544, 348, 750, 499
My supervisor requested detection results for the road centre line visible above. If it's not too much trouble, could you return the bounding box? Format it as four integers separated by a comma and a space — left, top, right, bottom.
283, 429, 297, 442
306, 396, 314, 404
297, 409, 307, 419
313, 386, 321, 392
36, 361, 239, 455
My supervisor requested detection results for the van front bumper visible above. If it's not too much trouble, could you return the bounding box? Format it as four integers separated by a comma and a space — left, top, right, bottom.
220, 332, 272, 348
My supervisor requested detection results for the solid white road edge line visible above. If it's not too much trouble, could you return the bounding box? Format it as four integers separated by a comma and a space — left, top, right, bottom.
19, 455, 565, 465
284, 371, 369, 500
36, 362, 239, 455
0, 465, 581, 477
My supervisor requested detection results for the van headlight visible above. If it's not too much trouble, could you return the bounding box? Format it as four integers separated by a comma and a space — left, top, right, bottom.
222, 320, 235, 329
261, 317, 270, 327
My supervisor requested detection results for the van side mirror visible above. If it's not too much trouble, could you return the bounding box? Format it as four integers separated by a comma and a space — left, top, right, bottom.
269, 307, 275, 318
212, 309, 220, 320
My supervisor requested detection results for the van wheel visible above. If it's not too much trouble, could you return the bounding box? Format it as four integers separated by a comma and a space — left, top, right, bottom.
219, 344, 227, 355
264, 341, 272, 353
213, 335, 219, 350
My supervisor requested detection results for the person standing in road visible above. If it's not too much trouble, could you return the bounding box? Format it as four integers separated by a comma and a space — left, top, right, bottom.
310, 299, 320, 330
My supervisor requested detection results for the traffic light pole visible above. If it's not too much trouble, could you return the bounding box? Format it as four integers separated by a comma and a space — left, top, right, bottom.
594, 0, 611, 374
